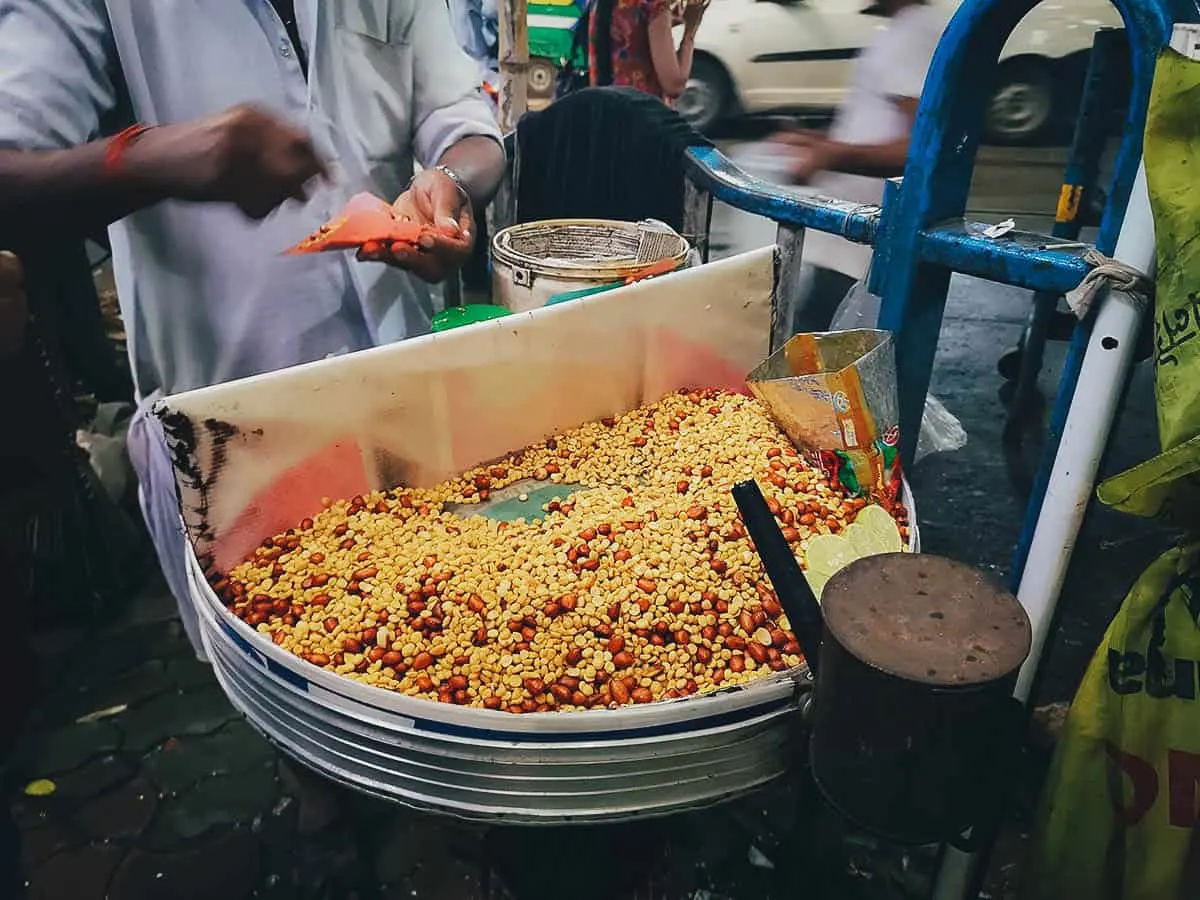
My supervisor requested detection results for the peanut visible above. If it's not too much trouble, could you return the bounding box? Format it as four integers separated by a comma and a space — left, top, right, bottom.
611, 679, 631, 705
222, 390, 883, 713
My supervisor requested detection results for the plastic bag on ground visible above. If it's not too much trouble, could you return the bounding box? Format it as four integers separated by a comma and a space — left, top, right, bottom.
831, 279, 968, 464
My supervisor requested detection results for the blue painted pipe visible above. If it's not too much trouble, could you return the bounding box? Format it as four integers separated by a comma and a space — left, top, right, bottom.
874, 0, 1171, 470
1006, 28, 1129, 588
1007, 27, 1126, 425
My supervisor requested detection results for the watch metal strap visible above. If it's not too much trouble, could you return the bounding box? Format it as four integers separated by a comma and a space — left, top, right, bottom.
434, 165, 471, 205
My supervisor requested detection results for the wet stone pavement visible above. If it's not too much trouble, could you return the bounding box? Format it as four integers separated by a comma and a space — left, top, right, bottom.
9, 259, 1168, 898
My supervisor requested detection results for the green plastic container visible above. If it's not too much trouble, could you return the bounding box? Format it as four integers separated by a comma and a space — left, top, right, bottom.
432, 304, 511, 333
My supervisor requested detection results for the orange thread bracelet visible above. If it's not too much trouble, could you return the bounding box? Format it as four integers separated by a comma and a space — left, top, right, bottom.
103, 124, 154, 175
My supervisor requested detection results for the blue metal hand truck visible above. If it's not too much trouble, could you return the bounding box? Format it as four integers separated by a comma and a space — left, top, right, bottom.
678, 0, 1196, 894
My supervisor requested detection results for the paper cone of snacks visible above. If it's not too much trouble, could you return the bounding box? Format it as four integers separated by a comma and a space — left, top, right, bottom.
746, 330, 901, 503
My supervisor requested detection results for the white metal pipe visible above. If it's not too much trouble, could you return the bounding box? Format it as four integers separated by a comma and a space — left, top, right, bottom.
931, 209, 1151, 900
932, 171, 1152, 900
1013, 166, 1153, 702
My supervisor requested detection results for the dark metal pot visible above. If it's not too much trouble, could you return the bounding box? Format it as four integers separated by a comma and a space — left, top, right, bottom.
809, 553, 1032, 845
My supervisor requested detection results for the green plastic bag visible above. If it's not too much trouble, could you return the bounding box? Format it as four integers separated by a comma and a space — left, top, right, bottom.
1025, 47, 1200, 900
1095, 46, 1200, 529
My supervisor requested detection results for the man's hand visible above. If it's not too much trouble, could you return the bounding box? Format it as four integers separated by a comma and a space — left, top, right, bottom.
769, 120, 912, 182
129, 106, 328, 220
358, 168, 475, 284
770, 127, 827, 148
0, 252, 27, 359
786, 141, 839, 185
768, 130, 839, 185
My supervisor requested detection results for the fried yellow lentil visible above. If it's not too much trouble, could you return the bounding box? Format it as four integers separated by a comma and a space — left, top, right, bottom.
216, 389, 909, 712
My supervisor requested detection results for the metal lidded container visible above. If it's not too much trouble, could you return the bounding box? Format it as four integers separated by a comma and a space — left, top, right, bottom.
810, 553, 1031, 844
491, 219, 690, 313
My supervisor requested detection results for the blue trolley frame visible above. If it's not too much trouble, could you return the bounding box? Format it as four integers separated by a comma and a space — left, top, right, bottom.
677, 0, 1197, 893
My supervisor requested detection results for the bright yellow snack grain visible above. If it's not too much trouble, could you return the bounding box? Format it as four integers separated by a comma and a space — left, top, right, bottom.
215, 389, 909, 713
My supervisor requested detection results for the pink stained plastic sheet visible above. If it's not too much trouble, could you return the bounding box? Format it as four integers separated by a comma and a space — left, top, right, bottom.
154, 247, 777, 577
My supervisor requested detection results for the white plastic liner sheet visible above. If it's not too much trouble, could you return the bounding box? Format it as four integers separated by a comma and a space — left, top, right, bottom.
158, 247, 776, 582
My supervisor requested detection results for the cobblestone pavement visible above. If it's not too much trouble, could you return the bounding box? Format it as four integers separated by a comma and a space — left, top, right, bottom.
8, 256, 1167, 899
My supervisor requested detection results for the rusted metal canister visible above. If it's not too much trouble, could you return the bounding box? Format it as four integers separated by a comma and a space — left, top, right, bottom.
810, 553, 1031, 845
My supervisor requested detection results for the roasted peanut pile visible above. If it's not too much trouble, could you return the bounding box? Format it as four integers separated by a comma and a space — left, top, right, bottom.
217, 389, 910, 713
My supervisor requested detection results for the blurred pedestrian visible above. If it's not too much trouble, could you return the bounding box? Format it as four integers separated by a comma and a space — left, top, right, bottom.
0, 1, 505, 659
770, 0, 944, 332
589, 0, 709, 105
448, 0, 500, 88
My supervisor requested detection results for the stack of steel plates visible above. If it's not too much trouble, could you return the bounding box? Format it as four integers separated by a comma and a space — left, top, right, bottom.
188, 485, 917, 823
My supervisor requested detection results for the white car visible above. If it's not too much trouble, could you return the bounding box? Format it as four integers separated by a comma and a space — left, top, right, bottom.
678, 0, 1126, 142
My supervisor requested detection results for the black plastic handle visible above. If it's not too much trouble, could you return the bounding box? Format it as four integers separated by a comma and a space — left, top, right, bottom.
731, 480, 824, 679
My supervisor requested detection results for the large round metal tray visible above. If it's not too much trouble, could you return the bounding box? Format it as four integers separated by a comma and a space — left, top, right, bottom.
189, 483, 919, 823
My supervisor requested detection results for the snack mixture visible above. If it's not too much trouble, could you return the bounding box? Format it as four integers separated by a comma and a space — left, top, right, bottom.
215, 390, 910, 713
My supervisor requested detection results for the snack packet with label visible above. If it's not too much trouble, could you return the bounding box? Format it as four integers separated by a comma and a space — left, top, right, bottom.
747, 330, 901, 502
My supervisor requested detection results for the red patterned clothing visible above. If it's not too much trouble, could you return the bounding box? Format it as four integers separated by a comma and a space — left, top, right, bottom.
589, 0, 670, 100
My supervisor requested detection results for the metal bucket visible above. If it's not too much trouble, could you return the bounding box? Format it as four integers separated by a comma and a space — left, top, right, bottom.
491, 219, 690, 313
809, 553, 1031, 845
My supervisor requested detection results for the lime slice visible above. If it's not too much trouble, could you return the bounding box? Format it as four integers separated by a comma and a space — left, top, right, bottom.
801, 508, 905, 596
803, 533, 857, 598
852, 504, 904, 554
841, 522, 877, 558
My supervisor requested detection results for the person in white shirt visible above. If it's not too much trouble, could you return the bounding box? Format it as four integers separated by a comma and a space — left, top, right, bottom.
0, 1, 504, 657
771, 0, 945, 332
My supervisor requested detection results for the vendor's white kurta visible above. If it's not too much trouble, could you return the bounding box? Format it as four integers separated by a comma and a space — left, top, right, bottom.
0, 0, 502, 656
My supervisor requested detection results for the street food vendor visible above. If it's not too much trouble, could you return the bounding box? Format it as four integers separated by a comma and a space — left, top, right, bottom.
0, 1, 505, 658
